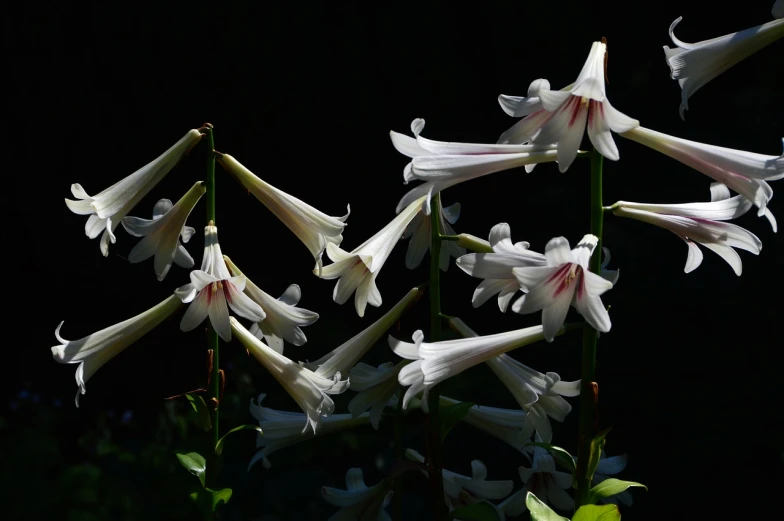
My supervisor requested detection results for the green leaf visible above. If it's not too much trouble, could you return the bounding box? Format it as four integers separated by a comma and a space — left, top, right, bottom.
524, 442, 576, 474
439, 401, 475, 442
588, 478, 646, 504
572, 504, 620, 521
526, 492, 570, 521
176, 452, 206, 487
185, 394, 212, 432
189, 487, 233, 518
215, 424, 263, 455
585, 428, 611, 483
446, 501, 502, 521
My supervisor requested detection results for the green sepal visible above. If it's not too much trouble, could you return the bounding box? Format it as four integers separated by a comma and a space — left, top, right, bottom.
185, 394, 212, 432
215, 424, 263, 455
525, 492, 569, 521
176, 452, 206, 487
524, 442, 576, 474
439, 401, 475, 442
446, 501, 502, 521
572, 503, 620, 521
588, 478, 646, 504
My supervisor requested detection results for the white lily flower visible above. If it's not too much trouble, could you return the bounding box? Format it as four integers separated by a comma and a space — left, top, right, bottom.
612, 183, 767, 276
235, 319, 348, 435
664, 17, 784, 119
621, 126, 783, 216
318, 198, 426, 317
322, 468, 393, 521
390, 325, 550, 411
65, 129, 203, 256
348, 361, 404, 430
406, 449, 513, 517
51, 294, 182, 406
249, 394, 370, 469
440, 396, 528, 452
174, 225, 265, 341
219, 154, 349, 273
447, 317, 579, 444
511, 234, 613, 342
497, 42, 639, 171
402, 197, 466, 271
223, 255, 318, 354
499, 447, 573, 516
305, 286, 423, 379
456, 223, 547, 312
121, 181, 205, 281
391, 118, 558, 214
775, 0, 784, 18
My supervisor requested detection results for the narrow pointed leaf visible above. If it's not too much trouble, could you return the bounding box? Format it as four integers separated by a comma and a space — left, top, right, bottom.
585, 428, 611, 483
572, 504, 620, 521
215, 424, 264, 455
176, 452, 206, 487
185, 394, 212, 432
525, 442, 576, 474
589, 478, 646, 504
189, 487, 233, 517
526, 492, 570, 521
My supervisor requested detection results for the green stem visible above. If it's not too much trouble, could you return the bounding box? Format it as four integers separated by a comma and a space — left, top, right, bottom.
575, 149, 604, 507
205, 127, 220, 490
426, 193, 446, 521
393, 387, 404, 521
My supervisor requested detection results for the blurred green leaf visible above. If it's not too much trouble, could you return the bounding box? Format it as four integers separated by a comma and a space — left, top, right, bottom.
446, 500, 502, 520
572, 504, 620, 521
176, 452, 206, 487
585, 428, 611, 483
185, 394, 212, 432
215, 424, 263, 455
189, 487, 233, 518
526, 492, 569, 521
589, 478, 646, 504
439, 401, 475, 442
525, 442, 576, 474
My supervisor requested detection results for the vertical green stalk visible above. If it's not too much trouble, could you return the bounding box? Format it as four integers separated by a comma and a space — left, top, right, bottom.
575, 149, 604, 507
205, 126, 221, 488
393, 387, 404, 521
426, 193, 445, 521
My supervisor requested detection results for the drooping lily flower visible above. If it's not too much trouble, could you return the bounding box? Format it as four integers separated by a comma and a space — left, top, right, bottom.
218, 154, 349, 273
499, 447, 573, 516
447, 317, 579, 444
391, 119, 558, 214
664, 17, 784, 119
511, 234, 613, 342
348, 361, 405, 429
175, 225, 265, 341
304, 286, 422, 380
406, 449, 513, 517
497, 42, 639, 171
403, 197, 465, 271
440, 396, 528, 453
611, 183, 766, 276
122, 181, 205, 281
235, 320, 349, 435
322, 468, 394, 521
391, 325, 550, 410
51, 294, 182, 406
223, 255, 318, 353
318, 199, 426, 317
620, 126, 783, 216
248, 394, 370, 469
65, 129, 203, 256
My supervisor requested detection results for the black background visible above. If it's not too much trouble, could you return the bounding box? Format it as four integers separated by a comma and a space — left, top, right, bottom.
4, 1, 783, 520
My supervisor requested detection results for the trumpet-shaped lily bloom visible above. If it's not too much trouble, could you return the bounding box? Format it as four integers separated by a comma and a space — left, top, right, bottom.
497, 42, 639, 171
223, 255, 318, 353
456, 223, 547, 312
122, 181, 205, 281
511, 234, 613, 342
391, 118, 558, 214
621, 126, 783, 216
403, 198, 466, 271
407, 449, 513, 516
51, 294, 182, 406
611, 183, 766, 276
322, 468, 393, 521
664, 17, 784, 119
304, 286, 423, 378
391, 325, 550, 410
235, 320, 349, 435
318, 199, 426, 317
65, 129, 203, 256
219, 154, 349, 273
499, 447, 574, 515
447, 317, 579, 443
175, 225, 265, 341
249, 394, 370, 469
348, 361, 405, 429
440, 396, 528, 453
